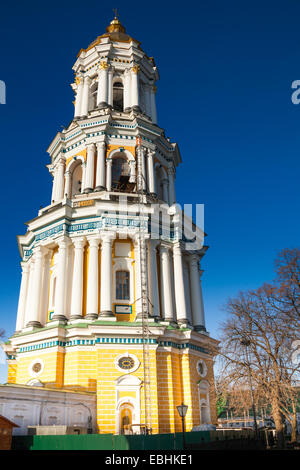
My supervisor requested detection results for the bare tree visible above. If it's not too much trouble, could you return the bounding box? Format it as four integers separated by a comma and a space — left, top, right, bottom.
217, 254, 300, 448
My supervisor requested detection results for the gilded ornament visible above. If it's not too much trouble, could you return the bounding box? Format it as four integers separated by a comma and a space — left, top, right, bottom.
99, 61, 109, 70
132, 65, 140, 74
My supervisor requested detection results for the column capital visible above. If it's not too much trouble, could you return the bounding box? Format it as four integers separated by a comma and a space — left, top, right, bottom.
132, 233, 150, 246
56, 236, 71, 248
160, 243, 171, 255
73, 236, 86, 249
147, 149, 156, 158
87, 142, 96, 151
20, 261, 30, 273
87, 236, 101, 248
188, 253, 200, 267
32, 245, 49, 258
56, 157, 65, 167
96, 141, 106, 150
100, 232, 115, 244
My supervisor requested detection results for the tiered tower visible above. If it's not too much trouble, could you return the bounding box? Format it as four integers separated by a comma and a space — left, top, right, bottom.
3, 16, 218, 434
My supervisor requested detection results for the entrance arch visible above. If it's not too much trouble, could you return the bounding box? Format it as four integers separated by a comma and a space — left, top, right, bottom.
119, 402, 134, 434
115, 374, 141, 434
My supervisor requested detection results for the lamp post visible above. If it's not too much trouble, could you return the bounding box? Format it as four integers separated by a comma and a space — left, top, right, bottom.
240, 337, 259, 439
177, 403, 188, 450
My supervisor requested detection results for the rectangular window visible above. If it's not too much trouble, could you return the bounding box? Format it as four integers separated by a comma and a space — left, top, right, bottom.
116, 271, 130, 300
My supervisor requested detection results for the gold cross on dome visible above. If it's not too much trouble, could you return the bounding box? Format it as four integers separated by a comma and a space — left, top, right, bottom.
113, 8, 118, 19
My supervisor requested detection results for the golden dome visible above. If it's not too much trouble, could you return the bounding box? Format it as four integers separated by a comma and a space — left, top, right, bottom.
106, 14, 126, 34
77, 14, 141, 57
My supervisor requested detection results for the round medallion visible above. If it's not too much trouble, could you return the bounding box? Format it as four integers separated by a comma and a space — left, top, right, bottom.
118, 356, 135, 370
114, 353, 140, 373
196, 359, 207, 378
32, 362, 42, 374
28, 359, 44, 378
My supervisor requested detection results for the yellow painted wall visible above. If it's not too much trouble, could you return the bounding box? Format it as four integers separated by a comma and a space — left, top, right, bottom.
7, 363, 17, 384
9, 342, 216, 433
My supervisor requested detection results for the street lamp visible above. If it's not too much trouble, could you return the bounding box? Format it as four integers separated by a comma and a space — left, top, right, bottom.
177, 403, 188, 450
240, 337, 259, 439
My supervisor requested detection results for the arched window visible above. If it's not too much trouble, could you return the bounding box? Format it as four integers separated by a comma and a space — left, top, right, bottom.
116, 271, 130, 300
71, 163, 82, 196
112, 157, 130, 190
113, 81, 124, 111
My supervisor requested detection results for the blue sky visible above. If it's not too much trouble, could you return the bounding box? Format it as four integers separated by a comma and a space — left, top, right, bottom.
0, 0, 300, 381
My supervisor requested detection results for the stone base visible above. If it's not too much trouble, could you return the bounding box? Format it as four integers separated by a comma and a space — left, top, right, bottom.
194, 325, 206, 332
98, 311, 117, 321
94, 186, 105, 192
131, 105, 142, 113
25, 321, 42, 329
85, 313, 98, 321
98, 102, 108, 109
51, 315, 67, 324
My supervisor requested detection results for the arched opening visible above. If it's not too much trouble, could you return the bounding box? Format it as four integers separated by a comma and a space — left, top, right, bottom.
71, 163, 82, 196
198, 381, 211, 425
200, 402, 210, 425
113, 81, 124, 111
119, 403, 133, 434
112, 156, 130, 190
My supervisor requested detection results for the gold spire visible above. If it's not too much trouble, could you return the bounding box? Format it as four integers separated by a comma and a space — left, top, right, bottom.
106, 9, 126, 34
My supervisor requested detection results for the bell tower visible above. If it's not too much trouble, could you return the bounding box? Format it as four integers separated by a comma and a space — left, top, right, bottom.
3, 15, 218, 435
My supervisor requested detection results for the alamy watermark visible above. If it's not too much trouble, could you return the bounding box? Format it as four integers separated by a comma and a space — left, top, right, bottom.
0, 80, 6, 104
96, 198, 205, 251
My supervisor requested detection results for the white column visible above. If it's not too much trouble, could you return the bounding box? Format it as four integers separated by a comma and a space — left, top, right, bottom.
106, 158, 112, 191
95, 142, 106, 191
143, 84, 151, 117
168, 165, 176, 206
162, 178, 169, 204
26, 246, 46, 327
81, 161, 87, 193
100, 233, 115, 318
55, 158, 65, 201
16, 262, 30, 331
159, 245, 174, 321
107, 68, 113, 107
148, 240, 160, 318
81, 76, 90, 117
70, 237, 86, 320
97, 62, 109, 108
173, 243, 188, 325
53, 237, 69, 322
147, 150, 156, 195
65, 170, 72, 198
74, 76, 84, 118
129, 160, 136, 183
84, 143, 96, 193
51, 169, 57, 203
124, 68, 131, 110
86, 236, 100, 320
131, 65, 140, 110
150, 85, 157, 124
189, 256, 206, 331
39, 250, 51, 326
183, 258, 192, 325
24, 258, 35, 328
137, 146, 147, 192
133, 236, 150, 318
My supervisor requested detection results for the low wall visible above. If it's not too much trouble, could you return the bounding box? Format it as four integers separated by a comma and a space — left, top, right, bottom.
12, 430, 266, 451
